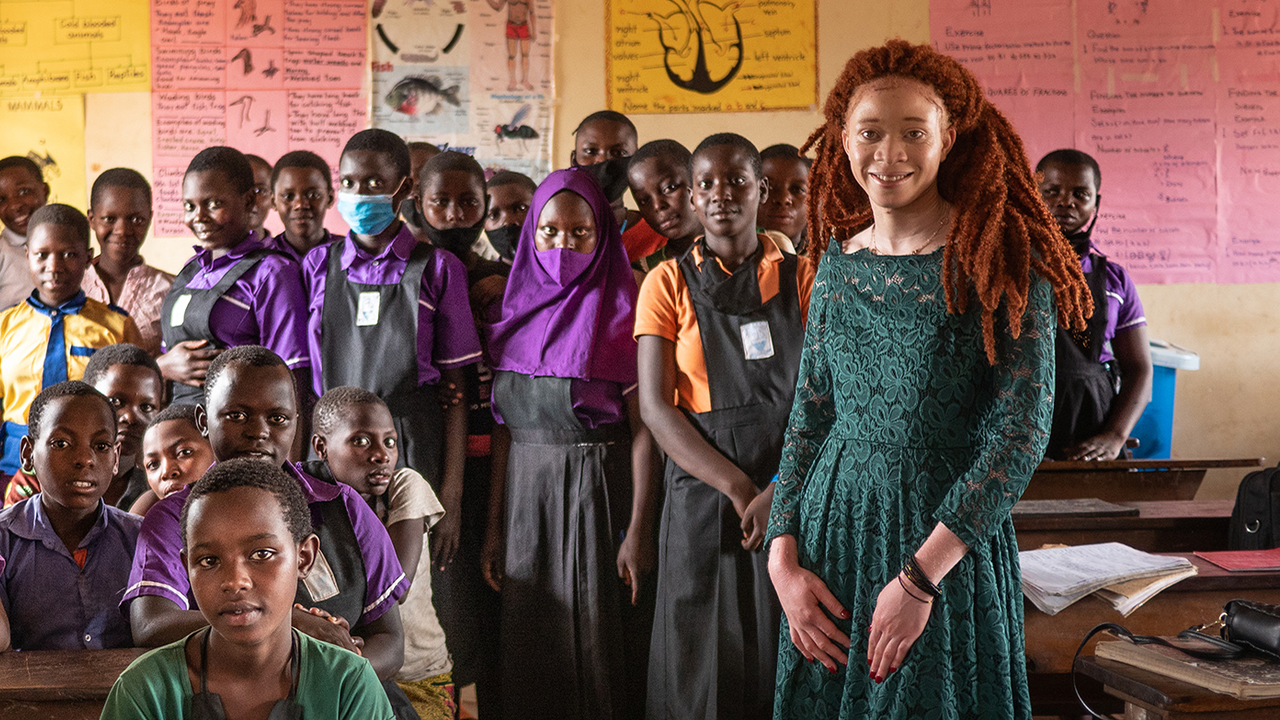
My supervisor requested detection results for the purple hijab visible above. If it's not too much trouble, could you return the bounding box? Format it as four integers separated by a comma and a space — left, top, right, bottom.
488, 168, 638, 385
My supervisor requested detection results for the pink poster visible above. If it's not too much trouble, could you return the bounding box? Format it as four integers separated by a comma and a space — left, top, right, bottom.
1074, 0, 1218, 284
930, 0, 1075, 164
1216, 0, 1280, 283
151, 0, 367, 238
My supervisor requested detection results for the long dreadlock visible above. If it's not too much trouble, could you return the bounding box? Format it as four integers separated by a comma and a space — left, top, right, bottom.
801, 39, 1091, 364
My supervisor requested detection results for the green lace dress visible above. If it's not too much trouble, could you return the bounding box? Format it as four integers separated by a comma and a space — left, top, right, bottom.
766, 241, 1055, 719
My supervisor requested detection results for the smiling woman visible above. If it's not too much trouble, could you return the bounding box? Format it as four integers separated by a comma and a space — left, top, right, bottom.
765, 40, 1092, 720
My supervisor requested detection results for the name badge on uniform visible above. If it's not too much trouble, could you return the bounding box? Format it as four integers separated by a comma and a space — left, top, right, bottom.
169, 294, 192, 327
356, 291, 381, 326
302, 549, 341, 602
740, 320, 775, 360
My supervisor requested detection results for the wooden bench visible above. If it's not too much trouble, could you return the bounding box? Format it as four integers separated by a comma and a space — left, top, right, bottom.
1013, 499, 1234, 553
1075, 654, 1280, 719
0, 648, 147, 719
1024, 553, 1280, 716
1024, 458, 1263, 502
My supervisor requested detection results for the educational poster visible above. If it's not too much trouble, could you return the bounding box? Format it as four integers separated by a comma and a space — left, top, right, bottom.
605, 0, 817, 114
1216, 0, 1280, 283
0, 0, 150, 95
0, 95, 87, 206
931, 0, 1245, 284
370, 0, 554, 181
150, 0, 367, 237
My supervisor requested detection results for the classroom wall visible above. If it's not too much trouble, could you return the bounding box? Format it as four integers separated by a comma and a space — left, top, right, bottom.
80, 0, 1279, 498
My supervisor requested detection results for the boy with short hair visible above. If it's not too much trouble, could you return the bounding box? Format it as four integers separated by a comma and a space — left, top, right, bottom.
132, 403, 214, 517
0, 156, 49, 310
758, 144, 811, 254
627, 139, 703, 273
0, 381, 141, 650
5, 343, 164, 509
268, 150, 340, 263
102, 458, 395, 718
0, 204, 141, 481
83, 168, 174, 356
312, 386, 456, 719
245, 153, 275, 241
483, 170, 536, 263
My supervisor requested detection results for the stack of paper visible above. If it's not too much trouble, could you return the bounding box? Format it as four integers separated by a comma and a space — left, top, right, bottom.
1020, 542, 1197, 616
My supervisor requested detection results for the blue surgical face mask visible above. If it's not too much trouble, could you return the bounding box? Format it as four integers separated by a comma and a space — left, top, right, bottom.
338, 190, 400, 236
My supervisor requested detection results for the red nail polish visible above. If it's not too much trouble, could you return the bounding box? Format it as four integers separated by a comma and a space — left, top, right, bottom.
875, 675, 883, 684
890, 666, 897, 673
841, 609, 852, 620
869, 670, 875, 679
829, 665, 836, 674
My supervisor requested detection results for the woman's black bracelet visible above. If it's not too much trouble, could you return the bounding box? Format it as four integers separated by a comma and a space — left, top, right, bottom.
903, 553, 941, 599
897, 573, 931, 603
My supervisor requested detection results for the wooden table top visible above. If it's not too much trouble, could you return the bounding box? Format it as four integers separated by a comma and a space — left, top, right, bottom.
1013, 500, 1234, 531
0, 648, 148, 702
1076, 655, 1280, 714
1036, 458, 1264, 473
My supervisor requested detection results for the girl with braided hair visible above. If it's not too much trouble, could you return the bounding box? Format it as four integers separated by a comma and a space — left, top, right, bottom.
764, 40, 1090, 718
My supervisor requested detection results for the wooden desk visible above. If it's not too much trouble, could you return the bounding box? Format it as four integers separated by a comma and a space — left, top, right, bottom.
1025, 458, 1263, 502
1014, 500, 1234, 552
1025, 553, 1280, 716
1075, 655, 1280, 718
0, 648, 147, 719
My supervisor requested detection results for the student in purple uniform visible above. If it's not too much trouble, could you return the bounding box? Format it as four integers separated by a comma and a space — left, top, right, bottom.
1036, 149, 1153, 461
303, 130, 480, 572
267, 150, 340, 263
157, 147, 312, 411
415, 150, 506, 718
83, 169, 174, 357
0, 381, 140, 651
123, 346, 418, 718
483, 168, 659, 720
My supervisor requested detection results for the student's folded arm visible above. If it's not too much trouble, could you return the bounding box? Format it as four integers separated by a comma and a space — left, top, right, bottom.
353, 603, 405, 681
636, 335, 755, 513
129, 595, 208, 647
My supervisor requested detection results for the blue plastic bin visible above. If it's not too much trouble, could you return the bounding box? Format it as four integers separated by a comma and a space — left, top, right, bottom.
1129, 340, 1199, 459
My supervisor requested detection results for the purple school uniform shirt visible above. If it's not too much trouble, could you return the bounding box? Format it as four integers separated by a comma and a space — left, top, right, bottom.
0, 497, 140, 650
162, 233, 311, 370
122, 463, 407, 627
1082, 246, 1147, 364
302, 224, 483, 396
266, 231, 344, 265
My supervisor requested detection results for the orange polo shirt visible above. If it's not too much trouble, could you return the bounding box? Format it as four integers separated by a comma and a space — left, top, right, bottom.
634, 233, 815, 414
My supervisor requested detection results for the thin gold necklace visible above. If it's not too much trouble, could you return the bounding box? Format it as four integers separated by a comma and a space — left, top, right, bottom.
869, 209, 950, 255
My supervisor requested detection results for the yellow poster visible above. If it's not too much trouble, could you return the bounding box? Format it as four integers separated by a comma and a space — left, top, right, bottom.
0, 0, 149, 95
0, 95, 87, 207
606, 0, 817, 114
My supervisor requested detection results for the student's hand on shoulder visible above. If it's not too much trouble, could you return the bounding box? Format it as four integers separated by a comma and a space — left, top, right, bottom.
292, 604, 361, 655
1064, 431, 1127, 462
430, 510, 462, 570
616, 528, 655, 606
157, 340, 223, 385
481, 524, 504, 592
437, 381, 464, 408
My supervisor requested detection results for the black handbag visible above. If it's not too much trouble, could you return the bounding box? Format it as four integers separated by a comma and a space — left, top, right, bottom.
1070, 599, 1280, 718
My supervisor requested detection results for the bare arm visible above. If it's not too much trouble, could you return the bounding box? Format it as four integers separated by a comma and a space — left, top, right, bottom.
1065, 325, 1153, 460
636, 335, 756, 516
0, 600, 9, 651
481, 424, 510, 591
431, 367, 468, 569
130, 595, 209, 647
616, 394, 659, 605
353, 604, 405, 681
388, 517, 426, 593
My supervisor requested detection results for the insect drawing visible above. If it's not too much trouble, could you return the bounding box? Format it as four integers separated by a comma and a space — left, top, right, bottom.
494, 104, 539, 152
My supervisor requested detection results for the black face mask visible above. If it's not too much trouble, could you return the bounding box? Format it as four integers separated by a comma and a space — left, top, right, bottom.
580, 157, 631, 203
487, 223, 521, 261
1065, 197, 1101, 258
399, 197, 426, 229
425, 220, 485, 259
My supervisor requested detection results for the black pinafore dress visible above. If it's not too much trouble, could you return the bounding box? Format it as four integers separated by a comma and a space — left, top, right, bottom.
1047, 251, 1119, 460
160, 249, 273, 405
318, 238, 444, 484
647, 243, 802, 720
494, 371, 639, 720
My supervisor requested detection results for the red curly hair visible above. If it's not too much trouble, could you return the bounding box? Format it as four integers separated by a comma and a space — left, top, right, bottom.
802, 39, 1090, 363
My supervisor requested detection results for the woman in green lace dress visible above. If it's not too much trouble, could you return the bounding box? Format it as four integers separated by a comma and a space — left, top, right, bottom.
765, 41, 1092, 719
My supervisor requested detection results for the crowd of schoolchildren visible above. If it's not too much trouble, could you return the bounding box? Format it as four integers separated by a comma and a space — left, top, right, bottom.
0, 105, 1146, 719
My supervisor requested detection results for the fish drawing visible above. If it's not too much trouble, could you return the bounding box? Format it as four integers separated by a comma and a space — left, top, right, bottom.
384, 75, 462, 116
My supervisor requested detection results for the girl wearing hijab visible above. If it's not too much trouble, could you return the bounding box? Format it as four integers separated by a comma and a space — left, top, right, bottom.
481, 168, 660, 719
